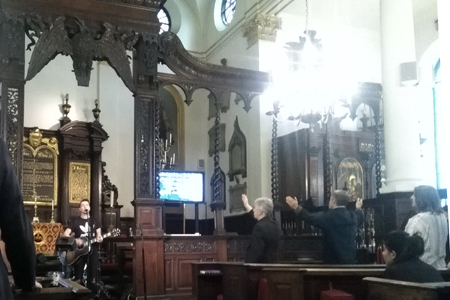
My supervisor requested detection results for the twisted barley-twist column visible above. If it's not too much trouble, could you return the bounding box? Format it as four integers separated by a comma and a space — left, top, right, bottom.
270, 116, 279, 204
324, 119, 332, 201
375, 123, 382, 195
213, 103, 221, 204
155, 98, 161, 199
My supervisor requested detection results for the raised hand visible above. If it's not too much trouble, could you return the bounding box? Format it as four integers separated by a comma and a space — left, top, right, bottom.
242, 194, 253, 212
286, 196, 299, 210
355, 198, 363, 209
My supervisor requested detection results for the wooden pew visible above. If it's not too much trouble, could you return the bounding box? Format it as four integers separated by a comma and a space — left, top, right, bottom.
192, 262, 385, 300
364, 277, 450, 300
251, 267, 385, 300
192, 262, 450, 300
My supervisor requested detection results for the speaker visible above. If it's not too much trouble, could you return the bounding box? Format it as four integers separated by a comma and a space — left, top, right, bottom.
55, 237, 76, 251
400, 62, 418, 86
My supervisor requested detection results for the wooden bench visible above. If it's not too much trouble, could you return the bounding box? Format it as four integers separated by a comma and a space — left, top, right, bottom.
192, 262, 450, 300
364, 277, 450, 300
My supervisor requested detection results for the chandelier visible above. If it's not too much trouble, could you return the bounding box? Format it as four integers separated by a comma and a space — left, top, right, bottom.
280, 0, 337, 127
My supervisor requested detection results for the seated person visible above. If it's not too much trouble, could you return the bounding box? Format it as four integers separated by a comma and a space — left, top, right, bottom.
382, 230, 444, 283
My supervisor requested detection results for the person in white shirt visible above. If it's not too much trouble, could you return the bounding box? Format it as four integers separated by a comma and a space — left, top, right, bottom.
404, 185, 448, 269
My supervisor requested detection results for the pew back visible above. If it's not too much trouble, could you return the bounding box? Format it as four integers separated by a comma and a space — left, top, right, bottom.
364, 277, 450, 300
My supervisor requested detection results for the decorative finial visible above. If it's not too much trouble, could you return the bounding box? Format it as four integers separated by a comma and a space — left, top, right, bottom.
92, 99, 101, 122
62, 94, 71, 117
60, 94, 72, 126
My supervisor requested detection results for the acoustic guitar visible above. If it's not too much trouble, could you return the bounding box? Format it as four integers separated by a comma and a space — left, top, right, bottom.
66, 228, 120, 266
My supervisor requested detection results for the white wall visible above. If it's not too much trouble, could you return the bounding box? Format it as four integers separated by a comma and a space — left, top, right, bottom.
21, 0, 443, 222
24, 46, 135, 217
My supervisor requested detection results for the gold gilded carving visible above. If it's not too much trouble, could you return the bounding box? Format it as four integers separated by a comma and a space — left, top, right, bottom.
33, 231, 44, 244
242, 14, 282, 48
24, 129, 59, 154
337, 157, 364, 200
69, 162, 91, 203
23, 129, 58, 206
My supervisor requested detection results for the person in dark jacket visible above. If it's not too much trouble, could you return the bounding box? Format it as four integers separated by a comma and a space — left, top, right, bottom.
286, 190, 363, 264
0, 139, 36, 299
382, 230, 443, 283
242, 194, 281, 263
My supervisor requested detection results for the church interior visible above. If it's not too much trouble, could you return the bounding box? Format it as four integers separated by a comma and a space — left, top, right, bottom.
0, 0, 449, 299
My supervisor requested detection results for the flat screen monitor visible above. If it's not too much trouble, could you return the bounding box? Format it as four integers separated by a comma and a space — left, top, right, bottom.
159, 170, 205, 203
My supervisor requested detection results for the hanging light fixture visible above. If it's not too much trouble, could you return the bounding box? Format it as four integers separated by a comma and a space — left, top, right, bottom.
282, 0, 337, 127
285, 0, 323, 72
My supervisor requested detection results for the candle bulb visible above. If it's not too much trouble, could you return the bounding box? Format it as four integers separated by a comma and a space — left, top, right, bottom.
169, 133, 172, 145
52, 199, 54, 211
110, 190, 114, 207
172, 153, 175, 165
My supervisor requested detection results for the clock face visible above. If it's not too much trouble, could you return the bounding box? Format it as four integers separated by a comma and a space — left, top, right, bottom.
158, 8, 170, 34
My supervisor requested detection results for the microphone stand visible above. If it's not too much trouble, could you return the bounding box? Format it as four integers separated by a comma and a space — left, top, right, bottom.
86, 209, 91, 289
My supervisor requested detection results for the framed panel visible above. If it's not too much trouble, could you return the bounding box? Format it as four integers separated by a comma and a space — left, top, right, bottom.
23, 129, 58, 206
337, 157, 364, 200
69, 162, 91, 203
228, 117, 247, 181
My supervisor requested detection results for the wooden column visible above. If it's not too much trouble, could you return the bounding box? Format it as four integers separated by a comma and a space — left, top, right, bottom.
0, 11, 25, 181
132, 7, 165, 296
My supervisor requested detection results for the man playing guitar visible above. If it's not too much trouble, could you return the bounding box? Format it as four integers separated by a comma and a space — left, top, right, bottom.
63, 199, 103, 290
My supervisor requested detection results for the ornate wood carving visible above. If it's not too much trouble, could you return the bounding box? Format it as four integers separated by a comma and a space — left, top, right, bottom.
0, 12, 25, 178
164, 241, 216, 253
58, 121, 109, 223
5, 87, 22, 167
210, 168, 226, 206
208, 91, 230, 120
208, 123, 225, 157
25, 15, 137, 92
158, 32, 268, 92
157, 32, 269, 113
228, 117, 247, 181
136, 97, 153, 198
1, 0, 161, 35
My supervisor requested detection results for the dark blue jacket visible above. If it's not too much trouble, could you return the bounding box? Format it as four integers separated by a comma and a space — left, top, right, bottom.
296, 206, 363, 264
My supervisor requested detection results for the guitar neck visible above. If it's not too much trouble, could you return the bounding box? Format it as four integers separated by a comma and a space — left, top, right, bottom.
89, 232, 112, 244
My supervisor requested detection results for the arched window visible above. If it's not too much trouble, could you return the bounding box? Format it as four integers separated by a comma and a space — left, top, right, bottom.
158, 7, 171, 34
221, 0, 236, 26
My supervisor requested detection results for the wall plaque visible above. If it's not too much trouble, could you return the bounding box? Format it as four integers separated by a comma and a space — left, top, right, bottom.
23, 129, 58, 206
69, 162, 91, 203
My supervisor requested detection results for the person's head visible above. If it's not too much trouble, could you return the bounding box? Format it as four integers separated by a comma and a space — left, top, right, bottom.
329, 190, 350, 209
79, 199, 90, 215
253, 197, 274, 221
382, 230, 424, 265
412, 185, 443, 214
